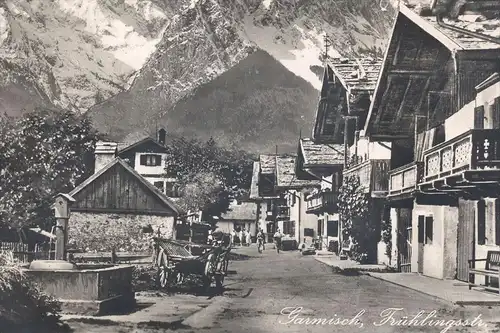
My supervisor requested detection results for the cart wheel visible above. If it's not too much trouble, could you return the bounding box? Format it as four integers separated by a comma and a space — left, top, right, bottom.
157, 250, 169, 289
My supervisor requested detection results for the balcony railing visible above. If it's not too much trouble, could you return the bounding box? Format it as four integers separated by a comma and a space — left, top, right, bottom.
388, 162, 423, 197
343, 159, 390, 195
306, 191, 338, 213
422, 129, 500, 183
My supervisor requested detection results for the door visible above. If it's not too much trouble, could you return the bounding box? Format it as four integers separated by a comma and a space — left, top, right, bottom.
397, 208, 412, 273
457, 199, 475, 282
417, 215, 425, 274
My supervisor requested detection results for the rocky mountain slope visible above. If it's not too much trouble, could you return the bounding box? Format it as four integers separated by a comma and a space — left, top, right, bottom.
0, 0, 395, 153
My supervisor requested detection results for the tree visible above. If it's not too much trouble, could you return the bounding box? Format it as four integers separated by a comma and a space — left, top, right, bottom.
337, 175, 377, 263
0, 109, 100, 228
165, 137, 254, 223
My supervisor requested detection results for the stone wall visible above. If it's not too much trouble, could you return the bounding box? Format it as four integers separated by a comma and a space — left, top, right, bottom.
68, 212, 175, 252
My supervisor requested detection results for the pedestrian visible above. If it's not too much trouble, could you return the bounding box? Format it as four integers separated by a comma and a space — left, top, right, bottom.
238, 228, 243, 246
242, 228, 247, 246
274, 228, 283, 253
246, 229, 251, 246
230, 229, 235, 245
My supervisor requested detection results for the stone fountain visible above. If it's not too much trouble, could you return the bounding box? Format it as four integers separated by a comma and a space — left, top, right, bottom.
23, 193, 135, 315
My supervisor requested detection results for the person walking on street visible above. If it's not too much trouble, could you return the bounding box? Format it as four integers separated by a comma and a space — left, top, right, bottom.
246, 229, 251, 246
257, 228, 265, 253
238, 228, 243, 246
274, 228, 283, 253
230, 229, 235, 245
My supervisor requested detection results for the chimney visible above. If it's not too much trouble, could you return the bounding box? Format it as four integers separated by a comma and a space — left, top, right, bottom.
157, 128, 166, 145
94, 141, 117, 173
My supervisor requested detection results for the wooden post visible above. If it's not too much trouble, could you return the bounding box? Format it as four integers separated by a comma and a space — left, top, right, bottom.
53, 193, 75, 261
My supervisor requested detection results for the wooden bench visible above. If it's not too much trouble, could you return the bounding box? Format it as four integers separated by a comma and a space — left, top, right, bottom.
468, 250, 500, 293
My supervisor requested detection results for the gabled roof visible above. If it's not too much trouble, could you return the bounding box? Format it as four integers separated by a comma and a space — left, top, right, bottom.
275, 155, 320, 189
249, 161, 260, 200
117, 136, 168, 155
220, 201, 256, 221
259, 154, 276, 174
299, 138, 344, 167
330, 58, 383, 92
400, 3, 500, 51
69, 157, 182, 215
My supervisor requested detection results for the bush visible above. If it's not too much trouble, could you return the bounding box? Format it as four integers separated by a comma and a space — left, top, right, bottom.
0, 252, 68, 333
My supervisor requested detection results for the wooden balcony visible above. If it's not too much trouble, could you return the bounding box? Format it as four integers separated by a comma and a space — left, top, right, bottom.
305, 191, 338, 214
343, 159, 390, 197
419, 129, 500, 195
387, 162, 423, 200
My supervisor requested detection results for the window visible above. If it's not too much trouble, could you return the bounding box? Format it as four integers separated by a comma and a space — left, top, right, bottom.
478, 200, 486, 245
140, 154, 162, 166
165, 182, 180, 198
425, 216, 433, 244
283, 221, 295, 237
417, 215, 433, 245
327, 220, 339, 237
266, 200, 272, 212
304, 228, 314, 237
153, 181, 164, 193
317, 220, 324, 236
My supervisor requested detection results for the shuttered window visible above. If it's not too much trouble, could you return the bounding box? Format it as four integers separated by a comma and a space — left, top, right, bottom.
327, 220, 339, 237
478, 199, 486, 245
494, 97, 500, 129
474, 105, 485, 129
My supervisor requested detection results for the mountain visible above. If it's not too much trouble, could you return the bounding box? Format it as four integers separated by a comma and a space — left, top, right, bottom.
0, 0, 396, 153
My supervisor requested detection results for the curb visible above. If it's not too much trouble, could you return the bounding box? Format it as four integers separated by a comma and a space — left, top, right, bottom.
314, 257, 394, 274
366, 273, 500, 306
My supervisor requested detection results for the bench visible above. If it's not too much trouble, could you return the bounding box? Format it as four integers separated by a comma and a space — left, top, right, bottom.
468, 250, 500, 293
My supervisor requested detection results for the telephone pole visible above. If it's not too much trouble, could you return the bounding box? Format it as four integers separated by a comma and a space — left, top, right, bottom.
323, 34, 331, 64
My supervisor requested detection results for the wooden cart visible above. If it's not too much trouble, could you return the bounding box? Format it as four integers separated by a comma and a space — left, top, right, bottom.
153, 237, 231, 291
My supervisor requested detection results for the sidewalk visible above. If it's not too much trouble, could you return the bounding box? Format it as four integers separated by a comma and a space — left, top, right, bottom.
62, 293, 215, 325
369, 272, 500, 306
315, 255, 392, 273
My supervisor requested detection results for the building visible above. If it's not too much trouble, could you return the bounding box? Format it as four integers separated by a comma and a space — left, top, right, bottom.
364, 0, 500, 279
66, 142, 182, 252
274, 155, 321, 245
295, 138, 344, 251
249, 155, 283, 243
117, 128, 180, 199
218, 200, 258, 237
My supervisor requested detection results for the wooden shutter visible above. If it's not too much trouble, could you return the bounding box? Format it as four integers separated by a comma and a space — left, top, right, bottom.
418, 215, 425, 243
494, 97, 500, 129
475, 105, 485, 129
140, 154, 147, 165
478, 200, 486, 245
155, 155, 162, 166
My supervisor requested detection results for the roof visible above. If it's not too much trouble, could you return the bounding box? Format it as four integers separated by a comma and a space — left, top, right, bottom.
401, 2, 500, 51
259, 154, 276, 174
117, 136, 168, 155
69, 157, 183, 215
330, 58, 383, 92
275, 155, 320, 189
299, 138, 344, 167
220, 201, 256, 221
249, 161, 260, 200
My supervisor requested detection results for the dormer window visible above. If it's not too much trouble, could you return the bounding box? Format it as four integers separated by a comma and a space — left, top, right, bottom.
140, 154, 162, 166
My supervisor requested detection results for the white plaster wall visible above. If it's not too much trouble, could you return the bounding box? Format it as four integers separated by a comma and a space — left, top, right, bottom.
134, 152, 168, 175
349, 137, 391, 161
474, 198, 500, 286
476, 81, 500, 107
411, 204, 458, 279
216, 221, 233, 234
444, 100, 475, 141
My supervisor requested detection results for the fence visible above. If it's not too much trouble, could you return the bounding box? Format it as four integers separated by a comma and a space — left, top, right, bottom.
0, 242, 54, 263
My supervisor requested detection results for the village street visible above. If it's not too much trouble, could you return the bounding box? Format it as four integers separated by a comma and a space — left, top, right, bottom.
67, 245, 500, 333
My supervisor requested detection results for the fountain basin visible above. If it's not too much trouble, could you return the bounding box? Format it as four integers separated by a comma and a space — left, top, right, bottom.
23, 261, 135, 315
